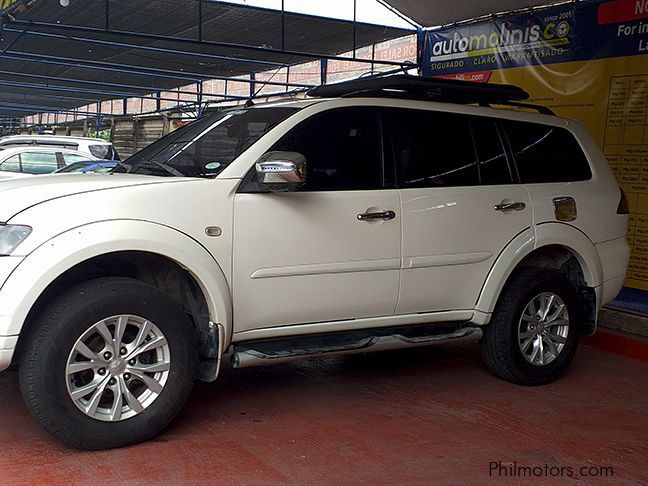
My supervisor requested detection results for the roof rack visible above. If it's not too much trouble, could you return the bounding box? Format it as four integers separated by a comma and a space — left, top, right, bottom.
307, 74, 555, 115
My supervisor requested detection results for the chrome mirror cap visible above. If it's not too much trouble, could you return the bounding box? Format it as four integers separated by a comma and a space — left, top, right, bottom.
255, 151, 307, 192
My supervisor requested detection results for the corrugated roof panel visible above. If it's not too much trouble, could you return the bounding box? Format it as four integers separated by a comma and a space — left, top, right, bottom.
1, 1, 412, 118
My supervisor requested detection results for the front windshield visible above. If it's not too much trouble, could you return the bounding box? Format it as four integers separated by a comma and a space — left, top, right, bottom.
118, 107, 298, 178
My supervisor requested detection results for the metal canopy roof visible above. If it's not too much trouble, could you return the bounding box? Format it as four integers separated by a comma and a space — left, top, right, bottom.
383, 0, 560, 27
0, 0, 414, 119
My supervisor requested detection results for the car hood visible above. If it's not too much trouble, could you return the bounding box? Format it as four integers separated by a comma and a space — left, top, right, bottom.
0, 173, 188, 222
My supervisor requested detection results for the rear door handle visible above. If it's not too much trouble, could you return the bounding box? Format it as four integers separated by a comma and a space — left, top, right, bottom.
494, 201, 526, 212
357, 210, 396, 221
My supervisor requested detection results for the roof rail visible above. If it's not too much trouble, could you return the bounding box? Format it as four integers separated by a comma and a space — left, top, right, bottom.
480, 100, 556, 116
307, 74, 553, 115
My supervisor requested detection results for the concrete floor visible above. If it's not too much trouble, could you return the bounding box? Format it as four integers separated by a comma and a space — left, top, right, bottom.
0, 340, 645, 485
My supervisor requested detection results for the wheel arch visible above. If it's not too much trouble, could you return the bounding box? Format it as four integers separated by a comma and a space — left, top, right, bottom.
3, 220, 232, 377
473, 224, 602, 334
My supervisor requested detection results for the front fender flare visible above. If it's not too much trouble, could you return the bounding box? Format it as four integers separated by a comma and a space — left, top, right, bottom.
0, 219, 232, 345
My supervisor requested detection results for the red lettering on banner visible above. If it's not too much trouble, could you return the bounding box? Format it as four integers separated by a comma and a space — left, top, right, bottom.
598, 0, 648, 24
433, 71, 493, 83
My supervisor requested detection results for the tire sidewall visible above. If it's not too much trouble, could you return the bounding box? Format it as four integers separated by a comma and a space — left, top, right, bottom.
506, 275, 580, 383
20, 278, 196, 449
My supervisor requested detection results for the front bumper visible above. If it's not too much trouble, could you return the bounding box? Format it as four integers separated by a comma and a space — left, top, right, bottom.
0, 334, 18, 372
0, 257, 24, 371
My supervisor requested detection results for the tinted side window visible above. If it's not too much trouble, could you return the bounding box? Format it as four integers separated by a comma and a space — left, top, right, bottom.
0, 155, 21, 173
503, 121, 592, 183
63, 154, 91, 164
271, 107, 382, 191
20, 152, 59, 174
390, 108, 479, 188
471, 117, 513, 185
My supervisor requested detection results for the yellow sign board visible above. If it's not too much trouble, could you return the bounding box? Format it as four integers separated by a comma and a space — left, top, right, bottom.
489, 58, 648, 290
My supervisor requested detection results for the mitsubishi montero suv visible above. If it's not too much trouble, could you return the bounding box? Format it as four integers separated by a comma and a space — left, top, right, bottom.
0, 75, 629, 449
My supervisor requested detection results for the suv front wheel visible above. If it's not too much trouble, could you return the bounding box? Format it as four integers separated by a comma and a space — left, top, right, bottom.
18, 277, 197, 450
480, 268, 580, 385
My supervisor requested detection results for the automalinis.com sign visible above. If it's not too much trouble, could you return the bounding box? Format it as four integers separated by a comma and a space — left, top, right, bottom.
422, 0, 648, 76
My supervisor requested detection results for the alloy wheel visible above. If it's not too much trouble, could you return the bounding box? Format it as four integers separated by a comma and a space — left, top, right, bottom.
65, 314, 171, 422
518, 292, 570, 366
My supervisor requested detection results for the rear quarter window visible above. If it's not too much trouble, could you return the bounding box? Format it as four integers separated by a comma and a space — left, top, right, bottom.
503, 120, 592, 183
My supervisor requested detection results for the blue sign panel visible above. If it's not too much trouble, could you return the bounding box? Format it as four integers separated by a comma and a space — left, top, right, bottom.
422, 0, 648, 77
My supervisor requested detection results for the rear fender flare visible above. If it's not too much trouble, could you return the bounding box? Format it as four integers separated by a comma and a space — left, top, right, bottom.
474, 224, 602, 318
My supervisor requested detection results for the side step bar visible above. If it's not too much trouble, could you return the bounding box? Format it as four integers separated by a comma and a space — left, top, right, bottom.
231, 323, 480, 369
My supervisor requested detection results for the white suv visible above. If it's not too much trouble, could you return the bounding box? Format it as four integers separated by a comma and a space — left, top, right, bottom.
0, 135, 119, 160
0, 76, 629, 449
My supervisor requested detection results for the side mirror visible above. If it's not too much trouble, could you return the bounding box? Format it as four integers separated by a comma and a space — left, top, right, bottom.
255, 151, 307, 192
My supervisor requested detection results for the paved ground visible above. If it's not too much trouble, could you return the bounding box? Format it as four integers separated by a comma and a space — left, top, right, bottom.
0, 340, 645, 485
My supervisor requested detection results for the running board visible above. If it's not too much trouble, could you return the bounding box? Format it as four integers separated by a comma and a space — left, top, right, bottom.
231, 323, 480, 369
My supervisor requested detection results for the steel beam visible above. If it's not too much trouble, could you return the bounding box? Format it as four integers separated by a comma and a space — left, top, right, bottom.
0, 102, 109, 117
6, 20, 412, 68
374, 0, 422, 29
2, 27, 290, 69
0, 100, 202, 118
0, 79, 206, 104
0, 69, 249, 101
1, 52, 315, 89
0, 26, 25, 56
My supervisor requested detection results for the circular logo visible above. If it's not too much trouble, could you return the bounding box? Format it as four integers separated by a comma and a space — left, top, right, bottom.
556, 21, 570, 38
109, 359, 127, 375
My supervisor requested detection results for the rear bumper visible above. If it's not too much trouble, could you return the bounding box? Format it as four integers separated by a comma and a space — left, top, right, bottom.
598, 275, 627, 308
595, 237, 630, 307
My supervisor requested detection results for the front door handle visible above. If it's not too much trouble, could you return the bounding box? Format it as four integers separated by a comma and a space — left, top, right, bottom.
494, 201, 526, 212
357, 210, 396, 221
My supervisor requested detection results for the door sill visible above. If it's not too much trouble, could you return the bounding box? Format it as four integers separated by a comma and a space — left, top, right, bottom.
232, 310, 474, 342
232, 321, 480, 369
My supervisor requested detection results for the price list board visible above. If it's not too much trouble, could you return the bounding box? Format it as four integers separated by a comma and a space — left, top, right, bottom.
604, 74, 648, 290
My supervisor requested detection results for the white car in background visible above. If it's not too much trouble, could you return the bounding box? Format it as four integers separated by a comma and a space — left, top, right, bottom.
0, 135, 119, 161
0, 146, 100, 178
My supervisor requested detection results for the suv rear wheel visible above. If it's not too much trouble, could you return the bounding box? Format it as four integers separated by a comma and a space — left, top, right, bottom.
480, 268, 580, 385
18, 277, 197, 450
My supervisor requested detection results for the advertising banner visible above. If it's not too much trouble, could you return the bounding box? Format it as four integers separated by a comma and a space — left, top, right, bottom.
423, 0, 648, 292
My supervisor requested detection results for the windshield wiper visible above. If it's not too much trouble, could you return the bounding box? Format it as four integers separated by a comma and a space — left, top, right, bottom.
110, 162, 132, 173
131, 160, 185, 177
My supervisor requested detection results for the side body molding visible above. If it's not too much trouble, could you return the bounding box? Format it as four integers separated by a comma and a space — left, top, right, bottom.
0, 220, 233, 346
472, 224, 603, 324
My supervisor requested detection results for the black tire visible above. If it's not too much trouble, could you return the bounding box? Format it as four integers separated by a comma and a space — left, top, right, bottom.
480, 268, 581, 386
18, 277, 197, 450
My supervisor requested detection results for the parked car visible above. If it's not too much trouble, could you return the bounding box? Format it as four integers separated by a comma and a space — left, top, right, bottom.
0, 75, 629, 450
55, 160, 118, 174
0, 135, 119, 161
0, 146, 100, 178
